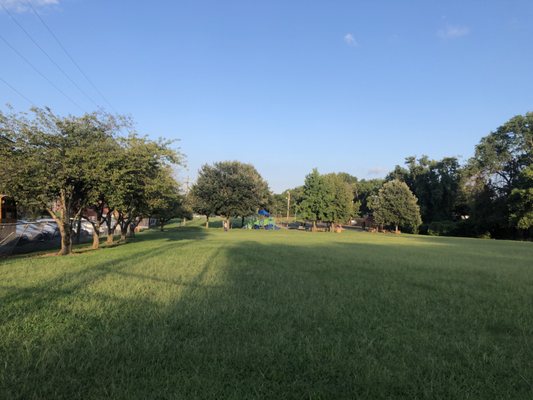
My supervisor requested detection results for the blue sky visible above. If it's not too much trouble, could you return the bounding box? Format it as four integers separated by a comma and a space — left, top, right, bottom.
1, 0, 532, 192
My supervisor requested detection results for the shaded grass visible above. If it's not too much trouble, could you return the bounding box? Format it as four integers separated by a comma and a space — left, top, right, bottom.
0, 225, 532, 399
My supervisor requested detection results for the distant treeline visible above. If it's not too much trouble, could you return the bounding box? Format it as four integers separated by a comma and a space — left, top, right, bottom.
1, 107, 531, 257
269, 113, 532, 240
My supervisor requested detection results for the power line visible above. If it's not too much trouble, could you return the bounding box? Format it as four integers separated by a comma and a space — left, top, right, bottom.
0, 75, 36, 106
1, 2, 100, 109
0, 32, 84, 111
26, 0, 119, 114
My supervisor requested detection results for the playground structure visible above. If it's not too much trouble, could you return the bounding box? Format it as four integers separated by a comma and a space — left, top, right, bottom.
244, 209, 281, 230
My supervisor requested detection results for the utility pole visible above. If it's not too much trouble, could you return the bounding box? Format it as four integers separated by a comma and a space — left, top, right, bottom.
286, 191, 291, 225
183, 173, 190, 226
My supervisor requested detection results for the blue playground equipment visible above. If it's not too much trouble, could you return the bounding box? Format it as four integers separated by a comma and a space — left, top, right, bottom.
244, 209, 280, 230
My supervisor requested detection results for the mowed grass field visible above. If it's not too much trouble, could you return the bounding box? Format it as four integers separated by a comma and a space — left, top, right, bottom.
1, 222, 532, 399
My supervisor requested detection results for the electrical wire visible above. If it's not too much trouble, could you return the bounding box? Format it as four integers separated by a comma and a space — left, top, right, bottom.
1, 2, 99, 109
26, 0, 119, 113
0, 32, 84, 111
0, 75, 36, 106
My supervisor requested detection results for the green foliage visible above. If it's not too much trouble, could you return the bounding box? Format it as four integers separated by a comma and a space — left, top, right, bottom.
387, 156, 462, 223
322, 173, 356, 224
465, 112, 533, 238
268, 193, 287, 217
370, 179, 422, 232
0, 107, 183, 252
471, 113, 532, 196
298, 170, 357, 228
299, 169, 333, 223
191, 161, 270, 223
146, 166, 190, 230
0, 108, 123, 254
425, 220, 459, 236
355, 179, 384, 215
509, 165, 533, 230
107, 134, 181, 238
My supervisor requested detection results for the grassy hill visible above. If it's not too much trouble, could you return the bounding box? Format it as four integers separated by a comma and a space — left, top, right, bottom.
1, 222, 532, 399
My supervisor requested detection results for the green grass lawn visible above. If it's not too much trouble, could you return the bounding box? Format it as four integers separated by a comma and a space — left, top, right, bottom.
1, 222, 532, 399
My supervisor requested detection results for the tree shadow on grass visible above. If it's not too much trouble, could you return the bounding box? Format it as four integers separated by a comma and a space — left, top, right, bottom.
1, 235, 532, 399
0, 240, 190, 324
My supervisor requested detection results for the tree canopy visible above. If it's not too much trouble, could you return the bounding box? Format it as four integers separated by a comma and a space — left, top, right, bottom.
463, 112, 533, 237
0, 107, 183, 254
370, 179, 422, 233
298, 170, 356, 230
191, 161, 270, 227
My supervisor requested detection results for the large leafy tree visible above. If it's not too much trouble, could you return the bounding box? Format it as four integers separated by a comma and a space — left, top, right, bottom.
0, 108, 119, 255
322, 173, 356, 229
146, 166, 190, 231
387, 155, 461, 223
509, 166, 533, 231
298, 169, 334, 231
465, 112, 532, 237
356, 179, 384, 216
269, 193, 288, 218
470, 113, 532, 195
190, 165, 219, 228
370, 179, 422, 233
107, 135, 181, 241
191, 161, 270, 228
80, 124, 124, 249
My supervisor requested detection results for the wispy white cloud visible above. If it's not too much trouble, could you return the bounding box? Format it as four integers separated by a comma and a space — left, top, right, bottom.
437, 25, 470, 39
343, 33, 358, 47
0, 0, 59, 13
368, 167, 387, 176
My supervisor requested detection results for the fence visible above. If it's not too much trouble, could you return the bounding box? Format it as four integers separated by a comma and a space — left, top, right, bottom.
0, 221, 94, 257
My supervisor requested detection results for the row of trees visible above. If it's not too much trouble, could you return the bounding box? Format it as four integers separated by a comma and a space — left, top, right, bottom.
281, 170, 421, 233
0, 107, 189, 255
1, 107, 530, 246
275, 113, 531, 238
385, 113, 532, 238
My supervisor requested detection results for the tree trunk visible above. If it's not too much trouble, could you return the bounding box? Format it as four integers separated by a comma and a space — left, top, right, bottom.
118, 216, 133, 241
395, 225, 399, 234
74, 215, 82, 244
58, 222, 72, 256
205, 216, 209, 229
160, 219, 165, 231
92, 226, 99, 249
104, 213, 115, 245
223, 218, 229, 232
106, 229, 115, 245
312, 220, 317, 232
120, 224, 128, 242
127, 223, 135, 238
85, 218, 100, 250
47, 207, 72, 255
241, 216, 245, 228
